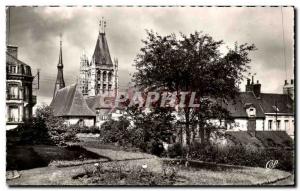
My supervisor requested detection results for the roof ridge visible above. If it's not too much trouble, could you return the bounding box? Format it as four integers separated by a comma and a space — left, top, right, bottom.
67, 84, 96, 116
64, 84, 76, 115
6, 52, 29, 67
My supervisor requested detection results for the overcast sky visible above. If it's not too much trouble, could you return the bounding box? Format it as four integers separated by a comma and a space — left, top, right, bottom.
7, 6, 294, 106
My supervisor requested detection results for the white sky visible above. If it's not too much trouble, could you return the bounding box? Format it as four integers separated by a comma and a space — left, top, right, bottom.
7, 6, 294, 106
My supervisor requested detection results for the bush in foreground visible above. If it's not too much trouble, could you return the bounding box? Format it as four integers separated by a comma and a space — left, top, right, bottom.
167, 141, 294, 172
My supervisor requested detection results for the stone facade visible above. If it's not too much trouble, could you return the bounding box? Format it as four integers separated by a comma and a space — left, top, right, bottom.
6, 45, 36, 130
79, 24, 118, 97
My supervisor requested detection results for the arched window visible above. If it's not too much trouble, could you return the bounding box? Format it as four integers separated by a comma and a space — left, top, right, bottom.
97, 70, 101, 81
103, 71, 107, 81
108, 72, 112, 82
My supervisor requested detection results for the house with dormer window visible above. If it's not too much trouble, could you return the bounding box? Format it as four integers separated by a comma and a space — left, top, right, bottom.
224, 77, 294, 138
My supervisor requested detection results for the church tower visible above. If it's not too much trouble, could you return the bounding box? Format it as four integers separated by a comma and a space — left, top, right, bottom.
81, 18, 118, 97
53, 34, 65, 99
79, 52, 89, 96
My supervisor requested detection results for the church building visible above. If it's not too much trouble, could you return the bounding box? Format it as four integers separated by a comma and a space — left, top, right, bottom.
51, 19, 120, 127
79, 19, 118, 97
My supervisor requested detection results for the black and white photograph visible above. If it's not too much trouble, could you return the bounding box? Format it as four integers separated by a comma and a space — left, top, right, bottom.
5, 6, 295, 186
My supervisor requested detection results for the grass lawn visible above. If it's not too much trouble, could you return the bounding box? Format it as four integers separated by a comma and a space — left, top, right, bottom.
7, 145, 102, 170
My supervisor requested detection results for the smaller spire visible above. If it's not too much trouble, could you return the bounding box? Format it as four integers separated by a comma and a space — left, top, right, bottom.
99, 17, 107, 34
60, 33, 62, 48
57, 33, 63, 68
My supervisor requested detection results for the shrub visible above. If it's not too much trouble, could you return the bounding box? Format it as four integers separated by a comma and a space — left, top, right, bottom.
167, 143, 186, 158
7, 105, 79, 146
100, 118, 131, 145
186, 141, 294, 171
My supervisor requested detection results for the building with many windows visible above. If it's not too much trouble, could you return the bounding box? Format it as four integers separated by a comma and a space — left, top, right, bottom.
224, 77, 294, 138
6, 45, 36, 130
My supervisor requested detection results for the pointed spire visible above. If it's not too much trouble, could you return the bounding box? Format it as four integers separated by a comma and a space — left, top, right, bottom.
53, 33, 65, 100
57, 33, 63, 68
92, 19, 113, 66
99, 17, 107, 34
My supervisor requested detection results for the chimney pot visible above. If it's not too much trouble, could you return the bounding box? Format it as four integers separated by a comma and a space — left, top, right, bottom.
247, 78, 250, 85
291, 79, 294, 85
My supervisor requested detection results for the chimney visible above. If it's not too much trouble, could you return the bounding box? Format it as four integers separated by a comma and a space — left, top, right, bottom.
7, 45, 18, 58
251, 76, 254, 84
253, 81, 261, 98
246, 78, 252, 92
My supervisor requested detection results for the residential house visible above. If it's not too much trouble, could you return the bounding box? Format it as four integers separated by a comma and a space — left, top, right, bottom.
6, 45, 36, 130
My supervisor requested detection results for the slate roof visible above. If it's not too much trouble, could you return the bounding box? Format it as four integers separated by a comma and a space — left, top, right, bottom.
225, 92, 265, 118
6, 52, 33, 77
225, 91, 294, 118
50, 84, 95, 117
92, 33, 113, 66
86, 95, 115, 112
6, 52, 30, 67
259, 93, 293, 114
85, 95, 126, 113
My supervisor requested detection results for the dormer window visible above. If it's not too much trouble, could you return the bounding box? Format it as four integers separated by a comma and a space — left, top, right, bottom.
246, 105, 256, 118
272, 106, 279, 112
248, 107, 256, 117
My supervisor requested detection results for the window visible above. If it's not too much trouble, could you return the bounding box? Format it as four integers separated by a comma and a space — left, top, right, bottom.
103, 72, 107, 81
284, 120, 289, 131
11, 66, 16, 73
268, 120, 272, 130
8, 106, 19, 122
108, 72, 112, 82
24, 86, 29, 101
25, 107, 29, 119
248, 107, 256, 117
272, 105, 279, 112
276, 120, 280, 130
8, 85, 19, 99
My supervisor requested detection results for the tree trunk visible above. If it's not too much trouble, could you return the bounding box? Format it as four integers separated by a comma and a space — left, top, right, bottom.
198, 112, 205, 144
192, 125, 196, 142
185, 108, 191, 158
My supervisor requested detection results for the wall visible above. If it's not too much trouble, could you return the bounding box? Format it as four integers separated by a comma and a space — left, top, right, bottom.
264, 115, 294, 138
65, 117, 95, 127
224, 118, 264, 131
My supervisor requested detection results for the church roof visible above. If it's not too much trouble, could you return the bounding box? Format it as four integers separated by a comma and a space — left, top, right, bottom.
86, 95, 115, 111
92, 32, 113, 66
50, 84, 96, 117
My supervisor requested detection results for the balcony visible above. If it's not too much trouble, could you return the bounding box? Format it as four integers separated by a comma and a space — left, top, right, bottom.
7, 94, 22, 100
7, 117, 22, 123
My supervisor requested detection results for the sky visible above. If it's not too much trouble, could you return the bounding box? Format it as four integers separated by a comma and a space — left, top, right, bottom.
7, 6, 294, 106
